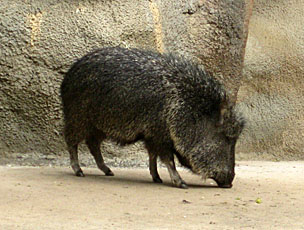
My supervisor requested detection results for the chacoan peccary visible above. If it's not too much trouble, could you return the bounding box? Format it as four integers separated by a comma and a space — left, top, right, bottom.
60, 47, 245, 189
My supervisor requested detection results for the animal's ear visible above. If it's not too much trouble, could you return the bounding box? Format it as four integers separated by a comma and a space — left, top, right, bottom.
217, 99, 229, 126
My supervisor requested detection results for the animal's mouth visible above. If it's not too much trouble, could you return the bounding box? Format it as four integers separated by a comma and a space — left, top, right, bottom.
216, 182, 233, 188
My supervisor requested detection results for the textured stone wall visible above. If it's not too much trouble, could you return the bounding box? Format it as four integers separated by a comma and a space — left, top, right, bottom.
157, 0, 248, 99
1, 0, 158, 155
237, 0, 304, 160
1, 0, 250, 159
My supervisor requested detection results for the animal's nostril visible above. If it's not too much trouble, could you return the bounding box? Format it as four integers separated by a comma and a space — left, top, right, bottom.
212, 170, 234, 188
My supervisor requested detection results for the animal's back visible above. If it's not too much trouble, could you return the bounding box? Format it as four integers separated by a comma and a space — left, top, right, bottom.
60, 47, 225, 143
60, 47, 171, 143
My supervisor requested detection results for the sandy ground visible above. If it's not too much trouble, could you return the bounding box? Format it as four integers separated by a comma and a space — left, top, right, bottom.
1, 161, 304, 230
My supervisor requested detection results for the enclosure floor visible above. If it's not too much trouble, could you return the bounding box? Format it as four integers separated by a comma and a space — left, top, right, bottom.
1, 162, 303, 230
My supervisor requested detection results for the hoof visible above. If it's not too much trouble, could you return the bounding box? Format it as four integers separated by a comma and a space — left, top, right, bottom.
153, 177, 163, 183
76, 170, 85, 177
173, 180, 188, 189
105, 170, 114, 176
179, 183, 188, 189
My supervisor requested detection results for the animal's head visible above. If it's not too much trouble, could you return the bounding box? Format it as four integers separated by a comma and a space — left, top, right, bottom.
189, 98, 245, 188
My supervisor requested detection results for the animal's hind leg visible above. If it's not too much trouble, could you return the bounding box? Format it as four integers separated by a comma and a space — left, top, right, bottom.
86, 132, 114, 176
64, 121, 85, 176
68, 144, 84, 177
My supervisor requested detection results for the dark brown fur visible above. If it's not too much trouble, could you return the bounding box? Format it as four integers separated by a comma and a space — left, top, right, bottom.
60, 47, 245, 188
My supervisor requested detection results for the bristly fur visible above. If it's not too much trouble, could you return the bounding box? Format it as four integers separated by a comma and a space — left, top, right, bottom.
60, 46, 244, 187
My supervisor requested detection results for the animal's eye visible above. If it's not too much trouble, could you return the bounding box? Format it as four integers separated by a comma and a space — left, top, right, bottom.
225, 135, 237, 145
225, 135, 233, 142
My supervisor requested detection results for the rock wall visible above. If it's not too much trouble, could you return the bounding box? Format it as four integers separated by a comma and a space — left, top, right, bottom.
7, 0, 300, 162
1, 0, 157, 156
237, 0, 304, 160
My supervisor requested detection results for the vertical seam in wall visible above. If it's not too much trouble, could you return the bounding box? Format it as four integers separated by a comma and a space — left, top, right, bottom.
149, 0, 164, 53
242, 0, 254, 61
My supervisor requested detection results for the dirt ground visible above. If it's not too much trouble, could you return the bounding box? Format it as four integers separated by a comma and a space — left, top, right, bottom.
1, 161, 304, 230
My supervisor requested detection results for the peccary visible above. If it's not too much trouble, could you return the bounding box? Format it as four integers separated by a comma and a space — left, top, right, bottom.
60, 47, 244, 189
